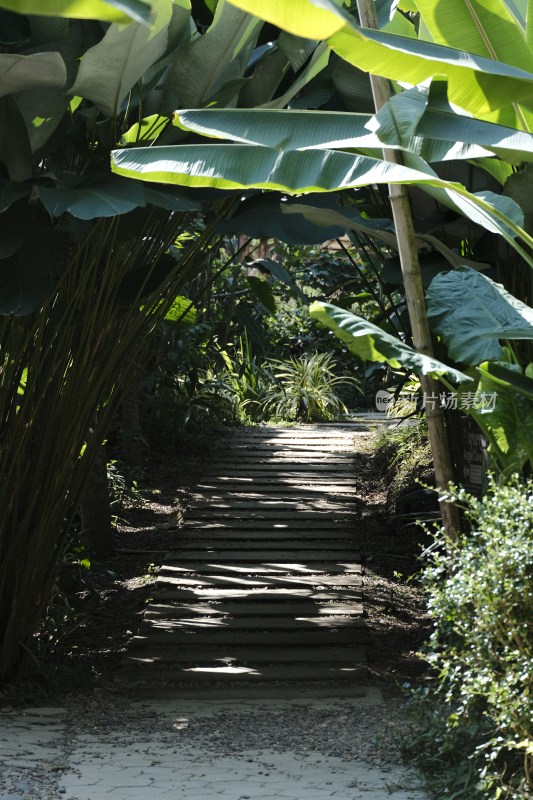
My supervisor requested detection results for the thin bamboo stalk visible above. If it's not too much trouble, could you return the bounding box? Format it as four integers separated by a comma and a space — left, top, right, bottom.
356, 0, 460, 539
0, 203, 235, 677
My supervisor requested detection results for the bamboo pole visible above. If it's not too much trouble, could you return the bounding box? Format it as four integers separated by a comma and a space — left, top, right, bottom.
356, 0, 460, 538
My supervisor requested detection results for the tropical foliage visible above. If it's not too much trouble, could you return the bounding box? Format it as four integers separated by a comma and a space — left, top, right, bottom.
1, 0, 317, 677
106, 0, 533, 483
311, 265, 533, 476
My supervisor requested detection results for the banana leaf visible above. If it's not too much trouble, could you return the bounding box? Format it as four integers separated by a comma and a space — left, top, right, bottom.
0, 0, 153, 24
166, 0, 262, 108
415, 0, 531, 71
68, 9, 171, 118
227, 0, 533, 123
0, 52, 66, 97
309, 300, 472, 383
175, 106, 533, 162
111, 142, 533, 267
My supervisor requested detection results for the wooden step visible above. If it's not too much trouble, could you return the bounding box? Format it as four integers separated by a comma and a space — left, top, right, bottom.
180, 520, 358, 530
145, 602, 364, 617
141, 615, 365, 631
168, 530, 360, 541
159, 561, 362, 574
155, 574, 363, 590
132, 628, 368, 646
118, 423, 368, 689
141, 616, 368, 644
187, 500, 359, 511
118, 664, 368, 683
125, 644, 366, 665
149, 588, 363, 601
202, 467, 357, 476
192, 486, 362, 496
185, 510, 358, 521
160, 553, 359, 566
130, 624, 367, 650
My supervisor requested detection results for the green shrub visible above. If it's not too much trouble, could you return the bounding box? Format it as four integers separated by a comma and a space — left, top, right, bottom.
261, 352, 360, 422
418, 478, 533, 799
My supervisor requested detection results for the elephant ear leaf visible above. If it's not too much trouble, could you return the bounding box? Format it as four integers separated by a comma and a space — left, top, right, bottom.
427, 267, 533, 365
309, 301, 471, 383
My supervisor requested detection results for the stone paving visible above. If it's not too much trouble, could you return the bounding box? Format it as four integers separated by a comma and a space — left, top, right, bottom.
0, 688, 430, 800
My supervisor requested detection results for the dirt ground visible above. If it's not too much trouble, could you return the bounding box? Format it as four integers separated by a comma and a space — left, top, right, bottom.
0, 426, 433, 703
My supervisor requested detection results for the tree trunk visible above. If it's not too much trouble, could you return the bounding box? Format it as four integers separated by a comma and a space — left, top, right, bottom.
80, 443, 114, 559
356, 0, 461, 539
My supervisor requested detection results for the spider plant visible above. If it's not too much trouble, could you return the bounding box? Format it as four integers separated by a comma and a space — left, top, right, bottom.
261, 352, 361, 422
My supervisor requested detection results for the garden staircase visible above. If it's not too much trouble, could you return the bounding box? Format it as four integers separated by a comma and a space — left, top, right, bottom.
121, 424, 370, 686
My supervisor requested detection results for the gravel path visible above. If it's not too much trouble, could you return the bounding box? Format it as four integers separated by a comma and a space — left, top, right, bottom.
0, 686, 430, 799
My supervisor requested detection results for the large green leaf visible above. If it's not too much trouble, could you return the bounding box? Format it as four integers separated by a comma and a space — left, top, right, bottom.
38, 174, 146, 219
331, 57, 374, 114
226, 0, 350, 39
143, 185, 201, 211
417, 107, 533, 162
120, 115, 170, 145
215, 193, 350, 245
175, 105, 533, 162
0, 52, 66, 97
0, 97, 31, 182
175, 108, 382, 150
68, 5, 170, 118
369, 80, 533, 160
246, 275, 276, 314
164, 295, 196, 324
477, 360, 533, 401
15, 88, 70, 154
462, 362, 533, 472
504, 164, 533, 234
258, 42, 331, 110
111, 143, 533, 263
166, 0, 262, 108
329, 23, 533, 123
370, 81, 430, 148
239, 47, 289, 107
0, 0, 153, 24
415, 0, 532, 71
414, 0, 533, 128
309, 301, 472, 383
426, 267, 533, 365
277, 31, 317, 71
227, 0, 533, 123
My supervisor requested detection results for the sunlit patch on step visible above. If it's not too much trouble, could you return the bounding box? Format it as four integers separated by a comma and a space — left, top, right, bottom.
184, 666, 261, 675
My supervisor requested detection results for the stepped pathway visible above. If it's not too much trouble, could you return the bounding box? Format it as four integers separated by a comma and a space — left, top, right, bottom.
121, 424, 369, 686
